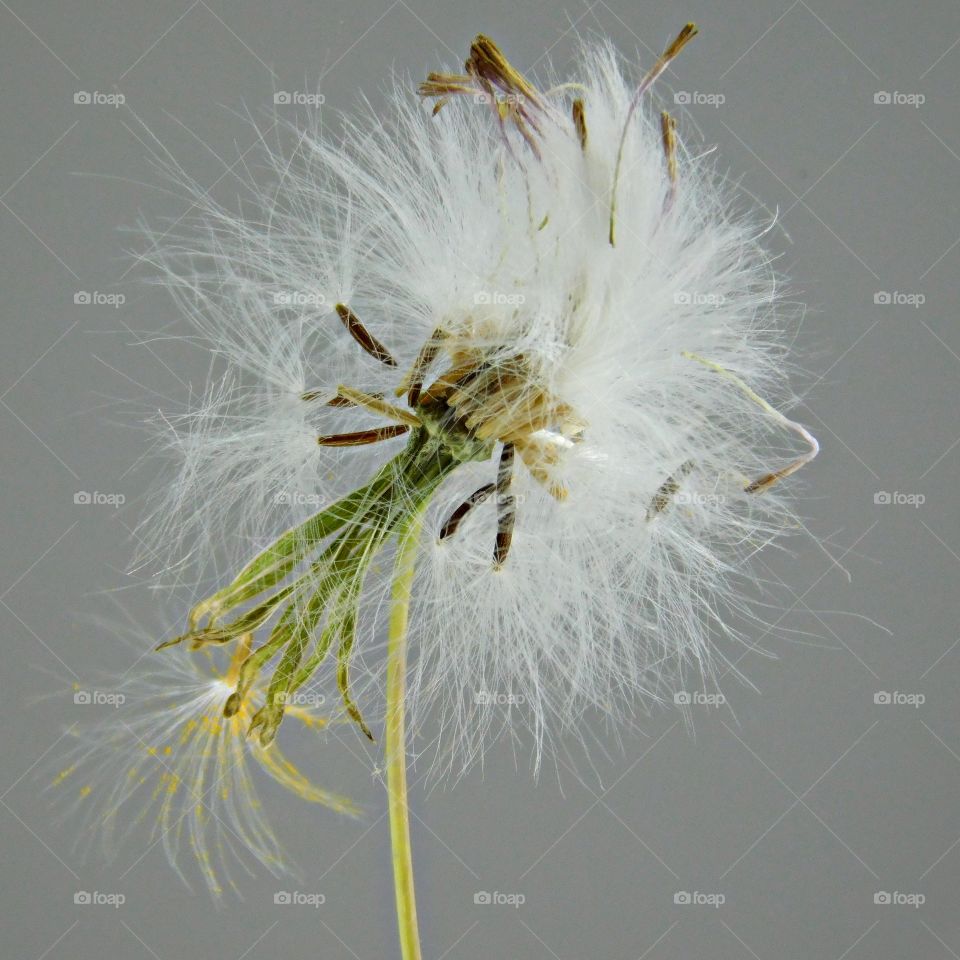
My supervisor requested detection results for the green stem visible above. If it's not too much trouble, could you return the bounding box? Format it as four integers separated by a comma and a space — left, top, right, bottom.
386, 509, 426, 960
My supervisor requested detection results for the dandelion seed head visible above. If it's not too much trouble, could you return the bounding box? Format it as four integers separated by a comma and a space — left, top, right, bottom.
126, 32, 815, 783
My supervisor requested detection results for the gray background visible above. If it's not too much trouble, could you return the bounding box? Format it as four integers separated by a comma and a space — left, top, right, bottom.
2, 1, 958, 957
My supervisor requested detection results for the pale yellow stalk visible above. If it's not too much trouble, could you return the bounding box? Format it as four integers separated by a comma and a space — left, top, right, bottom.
386, 512, 425, 960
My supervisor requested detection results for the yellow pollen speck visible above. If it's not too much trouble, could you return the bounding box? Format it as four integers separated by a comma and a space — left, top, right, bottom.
79, 785, 92, 798
51, 766, 75, 786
